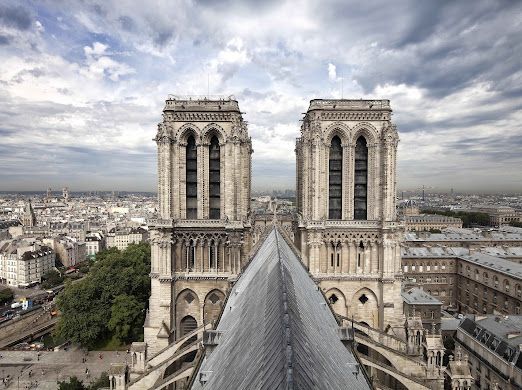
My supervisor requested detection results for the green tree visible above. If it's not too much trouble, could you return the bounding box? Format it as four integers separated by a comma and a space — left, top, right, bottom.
420, 209, 490, 228
88, 372, 110, 390
108, 294, 145, 343
58, 376, 86, 390
55, 279, 109, 347
509, 221, 522, 228
55, 243, 151, 348
0, 287, 14, 306
41, 269, 65, 289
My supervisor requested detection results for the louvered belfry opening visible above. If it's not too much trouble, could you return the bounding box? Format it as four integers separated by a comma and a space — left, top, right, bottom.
209, 135, 221, 219
186, 135, 198, 219
328, 136, 343, 220
354, 136, 368, 220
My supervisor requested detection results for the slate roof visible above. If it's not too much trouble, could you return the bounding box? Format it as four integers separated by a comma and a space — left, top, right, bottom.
458, 252, 522, 279
402, 287, 442, 305
459, 315, 522, 370
191, 228, 371, 390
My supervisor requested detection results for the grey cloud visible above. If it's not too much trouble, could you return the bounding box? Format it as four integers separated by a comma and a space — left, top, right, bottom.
0, 34, 10, 45
153, 29, 174, 47
118, 15, 135, 32
0, 4, 32, 30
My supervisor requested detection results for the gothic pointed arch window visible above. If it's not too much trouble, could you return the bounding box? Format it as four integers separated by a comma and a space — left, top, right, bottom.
328, 136, 343, 219
354, 136, 368, 220
209, 136, 221, 219
186, 135, 198, 219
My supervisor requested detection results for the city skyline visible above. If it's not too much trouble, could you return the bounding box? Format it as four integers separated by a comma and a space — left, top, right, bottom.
1, 0, 521, 192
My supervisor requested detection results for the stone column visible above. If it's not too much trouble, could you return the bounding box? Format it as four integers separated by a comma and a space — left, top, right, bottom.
349, 242, 356, 274
341, 241, 348, 273
202, 141, 209, 218
199, 240, 205, 273
367, 143, 378, 220
371, 241, 378, 274
341, 143, 349, 219
197, 141, 204, 219
179, 141, 187, 219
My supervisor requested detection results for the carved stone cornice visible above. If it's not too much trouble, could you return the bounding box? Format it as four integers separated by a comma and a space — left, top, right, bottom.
164, 112, 234, 122
173, 275, 232, 281
313, 275, 383, 282
319, 112, 388, 121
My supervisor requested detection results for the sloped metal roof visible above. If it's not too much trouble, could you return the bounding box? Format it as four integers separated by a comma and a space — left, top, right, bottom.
191, 228, 371, 390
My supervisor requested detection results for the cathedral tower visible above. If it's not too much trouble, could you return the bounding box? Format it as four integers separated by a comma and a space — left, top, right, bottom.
22, 200, 36, 227
145, 96, 252, 355
295, 99, 404, 331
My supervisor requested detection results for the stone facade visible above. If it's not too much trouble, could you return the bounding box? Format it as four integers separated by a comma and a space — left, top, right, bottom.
0, 239, 55, 286
404, 214, 463, 232
294, 99, 404, 331
402, 250, 522, 315
106, 227, 148, 251
144, 97, 252, 355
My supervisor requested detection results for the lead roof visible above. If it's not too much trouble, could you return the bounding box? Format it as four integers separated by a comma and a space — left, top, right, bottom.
191, 228, 371, 390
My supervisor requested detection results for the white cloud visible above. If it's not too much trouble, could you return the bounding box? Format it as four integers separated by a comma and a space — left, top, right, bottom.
328, 63, 337, 81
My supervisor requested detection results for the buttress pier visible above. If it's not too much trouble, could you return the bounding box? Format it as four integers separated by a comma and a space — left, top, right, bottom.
145, 96, 253, 355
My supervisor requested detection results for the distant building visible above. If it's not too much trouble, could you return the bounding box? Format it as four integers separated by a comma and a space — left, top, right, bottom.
402, 287, 443, 331
0, 220, 22, 240
402, 234, 522, 315
472, 205, 522, 227
456, 315, 522, 389
0, 239, 55, 286
456, 253, 522, 316
404, 214, 463, 232
51, 235, 87, 267
21, 201, 36, 227
106, 226, 148, 251
85, 232, 105, 258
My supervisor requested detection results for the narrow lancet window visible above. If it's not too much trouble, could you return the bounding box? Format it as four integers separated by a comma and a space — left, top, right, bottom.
209, 136, 221, 219
328, 136, 343, 219
186, 135, 198, 219
354, 136, 368, 220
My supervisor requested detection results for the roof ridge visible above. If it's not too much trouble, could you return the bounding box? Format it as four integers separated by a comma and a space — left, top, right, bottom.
274, 229, 294, 389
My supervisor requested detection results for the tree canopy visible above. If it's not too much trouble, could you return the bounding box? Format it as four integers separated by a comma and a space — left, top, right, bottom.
0, 287, 14, 306
58, 373, 109, 390
55, 242, 150, 348
420, 209, 490, 227
41, 269, 65, 289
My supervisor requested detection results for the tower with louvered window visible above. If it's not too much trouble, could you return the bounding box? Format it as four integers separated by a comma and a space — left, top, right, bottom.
295, 99, 404, 331
145, 96, 253, 355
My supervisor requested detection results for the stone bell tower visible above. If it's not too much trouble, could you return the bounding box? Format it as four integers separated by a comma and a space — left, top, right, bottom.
144, 96, 253, 355
295, 99, 404, 331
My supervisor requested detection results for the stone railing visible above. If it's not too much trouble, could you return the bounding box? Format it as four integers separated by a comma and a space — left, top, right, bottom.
147, 219, 243, 229
147, 218, 173, 228
308, 99, 391, 110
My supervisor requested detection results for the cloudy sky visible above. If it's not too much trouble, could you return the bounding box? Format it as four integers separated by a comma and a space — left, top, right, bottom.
0, 0, 521, 193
